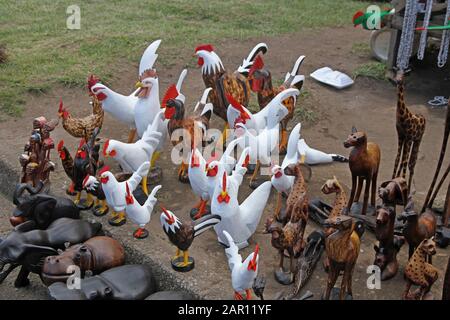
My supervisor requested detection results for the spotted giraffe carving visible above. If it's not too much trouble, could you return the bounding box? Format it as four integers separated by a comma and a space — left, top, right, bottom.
392, 73, 426, 191
321, 176, 347, 271
403, 238, 438, 300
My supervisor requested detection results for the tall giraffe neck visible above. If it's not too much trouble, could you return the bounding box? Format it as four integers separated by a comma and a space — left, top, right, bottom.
331, 188, 347, 218
397, 80, 412, 122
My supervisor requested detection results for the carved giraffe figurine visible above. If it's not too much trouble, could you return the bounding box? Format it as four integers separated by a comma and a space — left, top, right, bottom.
392, 72, 426, 191
403, 237, 438, 300
344, 127, 381, 215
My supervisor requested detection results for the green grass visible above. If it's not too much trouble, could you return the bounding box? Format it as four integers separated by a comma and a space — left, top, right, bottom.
0, 0, 370, 116
351, 42, 371, 57
353, 61, 387, 80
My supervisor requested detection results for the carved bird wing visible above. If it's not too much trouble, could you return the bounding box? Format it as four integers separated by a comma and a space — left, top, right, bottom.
127, 161, 150, 191
144, 185, 161, 209
223, 230, 242, 272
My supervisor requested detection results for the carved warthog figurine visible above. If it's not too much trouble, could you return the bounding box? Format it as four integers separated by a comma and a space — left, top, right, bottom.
42, 236, 125, 286
0, 218, 102, 287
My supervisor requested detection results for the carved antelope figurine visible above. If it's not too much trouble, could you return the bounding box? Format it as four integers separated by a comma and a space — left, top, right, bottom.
344, 127, 380, 215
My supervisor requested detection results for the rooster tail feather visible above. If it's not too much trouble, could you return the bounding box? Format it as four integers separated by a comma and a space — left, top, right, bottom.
283, 55, 306, 90
193, 214, 221, 238
237, 43, 268, 74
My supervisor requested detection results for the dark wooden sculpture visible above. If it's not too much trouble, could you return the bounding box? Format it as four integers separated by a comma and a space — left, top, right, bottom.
443, 256, 450, 300
160, 207, 221, 272
422, 104, 449, 247
344, 127, 381, 215
19, 116, 58, 188
284, 230, 325, 299
57, 127, 101, 209
0, 218, 102, 287
42, 236, 125, 286
374, 205, 403, 280
48, 264, 156, 300
403, 238, 438, 300
247, 55, 305, 154
11, 182, 80, 229
398, 195, 437, 259
392, 72, 426, 191
323, 215, 360, 300
265, 192, 307, 285
378, 177, 408, 208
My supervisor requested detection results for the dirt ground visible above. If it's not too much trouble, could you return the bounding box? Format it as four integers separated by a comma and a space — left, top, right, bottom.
0, 26, 449, 300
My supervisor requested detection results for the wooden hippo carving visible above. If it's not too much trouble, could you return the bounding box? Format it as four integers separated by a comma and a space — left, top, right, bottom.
48, 265, 157, 300
42, 236, 125, 286
11, 182, 80, 229
0, 218, 102, 287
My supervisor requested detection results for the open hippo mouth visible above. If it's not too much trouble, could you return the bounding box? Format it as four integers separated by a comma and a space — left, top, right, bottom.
41, 271, 76, 286
0, 259, 19, 284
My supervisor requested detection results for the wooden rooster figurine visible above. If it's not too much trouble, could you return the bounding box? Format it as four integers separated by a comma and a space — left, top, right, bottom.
212, 171, 272, 249
124, 183, 161, 239
57, 128, 100, 209
58, 76, 104, 142
247, 55, 305, 154
102, 113, 163, 195
164, 86, 213, 183
160, 206, 221, 272
223, 230, 259, 300
89, 40, 161, 143
194, 43, 267, 141
86, 162, 150, 226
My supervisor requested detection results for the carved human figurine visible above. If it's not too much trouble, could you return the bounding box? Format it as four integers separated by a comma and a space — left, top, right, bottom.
19, 117, 58, 188
392, 72, 426, 191
403, 238, 438, 300
323, 215, 360, 300
344, 127, 380, 215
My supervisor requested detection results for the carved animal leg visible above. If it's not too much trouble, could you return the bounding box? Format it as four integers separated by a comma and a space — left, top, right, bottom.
344, 265, 355, 299
127, 128, 137, 143
14, 266, 30, 288
275, 192, 282, 219
362, 177, 371, 215
354, 176, 364, 203
324, 267, 339, 300
85, 192, 94, 207
371, 171, 378, 207
398, 139, 412, 179
279, 128, 288, 155
407, 140, 422, 192
141, 175, 149, 196
150, 151, 160, 168
178, 162, 189, 183
172, 248, 181, 261
234, 291, 244, 300
279, 250, 285, 270
74, 192, 81, 205
403, 280, 412, 299
193, 199, 208, 220
346, 174, 357, 213
249, 161, 261, 189
216, 122, 229, 149
245, 289, 252, 300
393, 135, 404, 178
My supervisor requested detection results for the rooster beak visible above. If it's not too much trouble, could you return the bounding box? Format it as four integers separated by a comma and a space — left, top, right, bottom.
135, 81, 143, 88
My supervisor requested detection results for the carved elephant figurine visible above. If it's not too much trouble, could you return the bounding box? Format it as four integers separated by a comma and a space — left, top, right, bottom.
48, 265, 157, 300
42, 236, 125, 286
11, 182, 79, 229
0, 218, 103, 287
